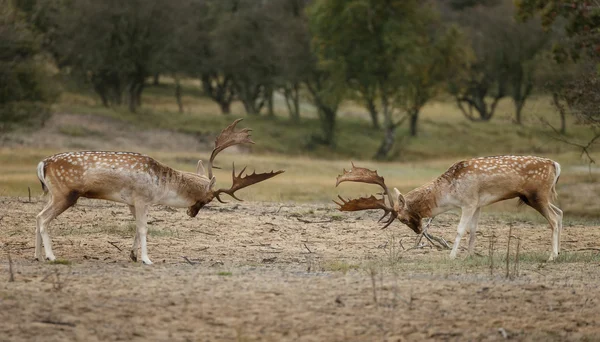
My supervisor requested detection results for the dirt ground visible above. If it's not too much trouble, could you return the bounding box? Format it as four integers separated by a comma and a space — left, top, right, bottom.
1, 196, 600, 342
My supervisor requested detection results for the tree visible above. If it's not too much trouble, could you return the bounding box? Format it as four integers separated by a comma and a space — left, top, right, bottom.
49, 0, 176, 112
396, 21, 467, 136
309, 0, 457, 157
0, 0, 58, 131
271, 0, 312, 122
517, 0, 600, 160
447, 2, 514, 122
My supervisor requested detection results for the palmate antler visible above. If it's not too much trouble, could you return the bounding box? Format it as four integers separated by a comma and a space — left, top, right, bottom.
213, 163, 284, 203
334, 163, 399, 229
208, 119, 284, 201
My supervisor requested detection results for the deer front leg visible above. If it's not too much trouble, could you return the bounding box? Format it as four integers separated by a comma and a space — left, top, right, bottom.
134, 203, 152, 265
36, 198, 75, 261
550, 203, 563, 253
128, 205, 139, 262
467, 208, 481, 255
449, 206, 478, 259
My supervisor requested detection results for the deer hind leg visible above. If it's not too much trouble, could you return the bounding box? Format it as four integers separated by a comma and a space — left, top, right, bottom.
468, 208, 481, 255
525, 195, 561, 261
450, 206, 479, 259
134, 203, 152, 265
34, 198, 53, 260
128, 205, 139, 262
550, 203, 563, 252
35, 193, 78, 261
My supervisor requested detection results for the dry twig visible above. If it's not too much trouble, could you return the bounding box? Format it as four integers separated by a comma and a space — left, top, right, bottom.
107, 241, 122, 251
296, 217, 334, 224
8, 250, 14, 282
303, 243, 313, 253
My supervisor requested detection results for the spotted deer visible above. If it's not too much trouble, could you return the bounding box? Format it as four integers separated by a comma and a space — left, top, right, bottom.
334, 156, 563, 261
35, 119, 284, 264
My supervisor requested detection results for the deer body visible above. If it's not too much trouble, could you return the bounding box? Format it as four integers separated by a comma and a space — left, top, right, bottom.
35, 120, 283, 265
335, 155, 563, 261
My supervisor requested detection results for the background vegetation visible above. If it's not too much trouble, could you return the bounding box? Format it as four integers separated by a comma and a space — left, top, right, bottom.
1, 0, 599, 216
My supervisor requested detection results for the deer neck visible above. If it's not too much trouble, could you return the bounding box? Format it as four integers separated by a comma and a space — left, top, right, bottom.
404, 178, 450, 219
156, 168, 211, 208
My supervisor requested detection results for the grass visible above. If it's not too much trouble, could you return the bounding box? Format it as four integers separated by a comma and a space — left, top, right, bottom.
217, 271, 233, 276
58, 125, 104, 138
321, 260, 360, 274
47, 259, 72, 265
2, 147, 600, 218
53, 83, 599, 161
2, 82, 600, 217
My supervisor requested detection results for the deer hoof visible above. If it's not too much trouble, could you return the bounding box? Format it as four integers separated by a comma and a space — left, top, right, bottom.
129, 251, 137, 262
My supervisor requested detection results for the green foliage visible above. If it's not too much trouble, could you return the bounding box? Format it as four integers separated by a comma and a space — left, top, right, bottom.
48, 0, 177, 112
0, 0, 58, 131
516, 0, 600, 128
308, 0, 464, 155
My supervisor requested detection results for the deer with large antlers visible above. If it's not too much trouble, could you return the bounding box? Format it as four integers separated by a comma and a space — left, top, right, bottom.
335, 156, 563, 261
35, 119, 284, 264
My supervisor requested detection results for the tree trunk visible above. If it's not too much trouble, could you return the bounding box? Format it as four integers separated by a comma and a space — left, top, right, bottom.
318, 106, 336, 146
266, 87, 275, 118
153, 73, 160, 86
283, 83, 300, 122
135, 82, 143, 108
219, 101, 231, 115
375, 125, 395, 159
201, 74, 235, 115
366, 98, 380, 129
94, 85, 109, 107
514, 99, 524, 125
128, 83, 137, 113
374, 93, 395, 159
552, 93, 567, 134
409, 110, 419, 137
175, 77, 183, 113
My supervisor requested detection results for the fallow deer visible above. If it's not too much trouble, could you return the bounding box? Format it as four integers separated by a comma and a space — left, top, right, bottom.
35, 119, 284, 264
334, 156, 563, 261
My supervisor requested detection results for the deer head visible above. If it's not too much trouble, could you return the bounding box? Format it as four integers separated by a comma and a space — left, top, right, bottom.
334, 163, 422, 234
187, 119, 284, 217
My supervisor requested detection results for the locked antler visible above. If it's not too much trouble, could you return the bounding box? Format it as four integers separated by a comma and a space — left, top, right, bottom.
213, 163, 284, 203
334, 163, 398, 229
207, 118, 255, 180
208, 119, 284, 202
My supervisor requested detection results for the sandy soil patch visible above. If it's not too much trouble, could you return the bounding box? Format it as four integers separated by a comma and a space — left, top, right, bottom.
1, 197, 600, 341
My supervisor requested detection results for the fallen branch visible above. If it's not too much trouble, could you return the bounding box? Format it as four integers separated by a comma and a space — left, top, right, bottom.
414, 218, 434, 247
296, 217, 333, 224
303, 243, 313, 253
38, 320, 76, 327
570, 247, 600, 252
181, 256, 199, 265
276, 205, 294, 213
423, 232, 451, 249
8, 250, 14, 282
192, 230, 217, 236
107, 241, 122, 251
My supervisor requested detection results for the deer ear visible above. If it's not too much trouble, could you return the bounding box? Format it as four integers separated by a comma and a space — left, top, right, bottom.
394, 188, 405, 207
209, 176, 216, 190
196, 160, 206, 176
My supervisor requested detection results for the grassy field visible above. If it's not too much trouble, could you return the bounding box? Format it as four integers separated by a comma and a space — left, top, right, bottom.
2, 82, 600, 218
52, 82, 598, 161
2, 83, 600, 341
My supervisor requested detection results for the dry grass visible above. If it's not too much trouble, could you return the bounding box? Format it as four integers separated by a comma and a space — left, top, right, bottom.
1, 147, 599, 218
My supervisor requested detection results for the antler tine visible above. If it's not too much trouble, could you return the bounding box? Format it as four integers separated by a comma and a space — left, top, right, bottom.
207, 119, 255, 179
213, 162, 284, 202
335, 163, 400, 229
380, 213, 396, 230
335, 163, 395, 208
